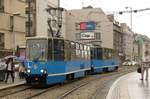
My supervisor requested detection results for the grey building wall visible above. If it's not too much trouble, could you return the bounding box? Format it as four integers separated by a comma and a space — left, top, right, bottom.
113, 23, 124, 60
63, 7, 113, 49
121, 23, 134, 60
26, 0, 60, 37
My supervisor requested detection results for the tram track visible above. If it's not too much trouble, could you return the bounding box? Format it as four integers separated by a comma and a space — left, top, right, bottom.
0, 66, 137, 99
0, 84, 31, 98
56, 66, 136, 99
24, 84, 61, 99
29, 66, 136, 99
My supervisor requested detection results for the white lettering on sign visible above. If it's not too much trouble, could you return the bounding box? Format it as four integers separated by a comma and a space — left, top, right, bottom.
80, 32, 95, 39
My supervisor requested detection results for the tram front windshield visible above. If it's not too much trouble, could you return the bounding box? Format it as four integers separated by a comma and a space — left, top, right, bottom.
26, 39, 47, 60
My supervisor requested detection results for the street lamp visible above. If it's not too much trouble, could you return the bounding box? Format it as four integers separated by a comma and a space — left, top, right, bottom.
125, 6, 134, 60
27, 0, 32, 37
119, 7, 137, 61
10, 12, 20, 55
125, 6, 133, 30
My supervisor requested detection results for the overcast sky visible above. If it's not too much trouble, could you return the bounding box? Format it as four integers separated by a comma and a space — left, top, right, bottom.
60, 0, 150, 37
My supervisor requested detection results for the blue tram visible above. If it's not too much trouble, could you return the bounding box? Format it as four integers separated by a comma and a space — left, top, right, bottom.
91, 47, 118, 73
25, 37, 118, 85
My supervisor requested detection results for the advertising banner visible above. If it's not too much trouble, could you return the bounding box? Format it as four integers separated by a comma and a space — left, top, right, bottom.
80, 21, 95, 30
80, 32, 95, 40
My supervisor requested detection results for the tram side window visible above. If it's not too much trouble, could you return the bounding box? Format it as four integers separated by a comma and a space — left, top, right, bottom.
64, 40, 71, 61
90, 48, 94, 60
76, 43, 80, 59
48, 39, 52, 60
109, 49, 113, 58
104, 48, 112, 59
104, 48, 107, 59
84, 45, 88, 60
70, 42, 76, 60
94, 48, 98, 59
87, 46, 90, 60
80, 44, 84, 60
97, 48, 103, 60
53, 39, 64, 60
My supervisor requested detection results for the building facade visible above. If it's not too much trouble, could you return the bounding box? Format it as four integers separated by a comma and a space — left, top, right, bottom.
26, 0, 61, 37
62, 7, 113, 48
121, 23, 134, 60
107, 14, 124, 64
113, 22, 124, 63
0, 0, 26, 57
142, 35, 150, 60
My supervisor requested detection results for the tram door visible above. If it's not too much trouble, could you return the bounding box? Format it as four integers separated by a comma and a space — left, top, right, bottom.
53, 39, 65, 61
91, 47, 103, 60
64, 40, 71, 61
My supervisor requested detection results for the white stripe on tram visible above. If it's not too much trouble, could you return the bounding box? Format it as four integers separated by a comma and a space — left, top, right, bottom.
94, 65, 118, 69
48, 68, 91, 77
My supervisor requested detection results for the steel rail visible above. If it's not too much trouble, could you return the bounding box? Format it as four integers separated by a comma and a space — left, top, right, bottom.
56, 67, 136, 99
0, 84, 31, 98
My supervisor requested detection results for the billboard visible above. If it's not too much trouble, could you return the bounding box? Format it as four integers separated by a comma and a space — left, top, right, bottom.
80, 21, 95, 30
80, 32, 95, 40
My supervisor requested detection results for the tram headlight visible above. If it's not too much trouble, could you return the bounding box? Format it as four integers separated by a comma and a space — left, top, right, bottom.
27, 69, 31, 73
40, 69, 44, 73
40, 69, 46, 74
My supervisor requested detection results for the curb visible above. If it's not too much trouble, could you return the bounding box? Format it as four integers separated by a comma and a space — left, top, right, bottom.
0, 81, 26, 91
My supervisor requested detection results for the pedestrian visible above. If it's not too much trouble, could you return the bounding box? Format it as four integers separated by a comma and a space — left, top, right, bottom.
5, 58, 15, 83
0, 59, 6, 81
141, 51, 150, 80
19, 62, 25, 79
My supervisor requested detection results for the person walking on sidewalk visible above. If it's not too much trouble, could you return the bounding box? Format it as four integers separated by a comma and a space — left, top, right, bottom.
0, 59, 6, 81
19, 62, 25, 79
5, 58, 15, 83
141, 51, 150, 80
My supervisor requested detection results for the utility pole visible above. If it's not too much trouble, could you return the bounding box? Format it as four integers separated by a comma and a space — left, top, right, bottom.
125, 6, 134, 61
10, 15, 15, 55
125, 7, 133, 30
10, 13, 20, 55
56, 0, 63, 37
27, 0, 31, 36
119, 7, 135, 61
119, 7, 150, 61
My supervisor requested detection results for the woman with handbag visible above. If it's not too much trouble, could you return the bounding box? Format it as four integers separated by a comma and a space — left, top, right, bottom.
141, 51, 150, 80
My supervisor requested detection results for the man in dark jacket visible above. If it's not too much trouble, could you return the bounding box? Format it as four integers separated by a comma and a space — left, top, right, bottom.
5, 58, 14, 83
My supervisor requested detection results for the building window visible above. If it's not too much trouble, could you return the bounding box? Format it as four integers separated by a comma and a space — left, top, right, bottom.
26, 21, 35, 36
0, 33, 4, 49
95, 32, 101, 39
76, 33, 80, 40
0, 0, 4, 12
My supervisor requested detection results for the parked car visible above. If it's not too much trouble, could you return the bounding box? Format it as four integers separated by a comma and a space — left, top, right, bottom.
122, 61, 138, 66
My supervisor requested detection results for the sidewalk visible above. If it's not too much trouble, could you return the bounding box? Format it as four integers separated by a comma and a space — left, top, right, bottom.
0, 72, 25, 90
106, 71, 150, 99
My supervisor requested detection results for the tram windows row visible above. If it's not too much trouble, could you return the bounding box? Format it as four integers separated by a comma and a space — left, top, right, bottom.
48, 39, 91, 61
91, 47, 115, 60
26, 38, 114, 61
